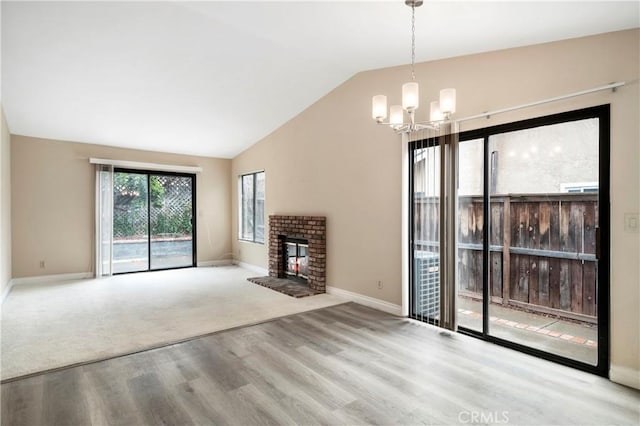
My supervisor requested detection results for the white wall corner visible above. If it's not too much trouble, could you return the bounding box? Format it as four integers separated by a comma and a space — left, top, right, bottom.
232, 260, 269, 276
1, 280, 14, 304
10, 272, 94, 287
197, 260, 234, 267
326, 285, 403, 316
610, 364, 640, 390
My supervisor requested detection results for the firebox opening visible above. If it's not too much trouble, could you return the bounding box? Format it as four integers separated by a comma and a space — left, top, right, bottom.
284, 237, 309, 283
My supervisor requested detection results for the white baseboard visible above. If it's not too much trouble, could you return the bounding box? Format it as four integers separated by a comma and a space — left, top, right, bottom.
610, 364, 640, 390
10, 272, 94, 287
197, 260, 233, 267
232, 260, 269, 276
326, 285, 403, 316
1, 280, 14, 304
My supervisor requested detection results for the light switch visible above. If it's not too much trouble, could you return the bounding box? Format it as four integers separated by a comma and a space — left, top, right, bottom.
624, 213, 639, 233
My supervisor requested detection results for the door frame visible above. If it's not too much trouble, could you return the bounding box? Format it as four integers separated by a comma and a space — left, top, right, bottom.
113, 168, 197, 274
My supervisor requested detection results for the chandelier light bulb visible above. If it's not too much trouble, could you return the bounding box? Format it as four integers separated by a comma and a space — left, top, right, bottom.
439, 88, 457, 114
390, 105, 404, 127
402, 82, 419, 112
430, 101, 443, 122
372, 95, 388, 121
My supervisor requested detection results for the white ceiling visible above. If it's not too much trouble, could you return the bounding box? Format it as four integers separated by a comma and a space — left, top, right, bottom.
2, 1, 638, 158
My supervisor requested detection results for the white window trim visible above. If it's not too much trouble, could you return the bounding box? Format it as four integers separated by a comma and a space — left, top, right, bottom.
89, 158, 202, 174
238, 170, 265, 244
560, 182, 599, 193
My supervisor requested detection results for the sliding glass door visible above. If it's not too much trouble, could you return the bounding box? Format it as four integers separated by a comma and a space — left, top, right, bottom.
410, 105, 609, 376
112, 170, 196, 274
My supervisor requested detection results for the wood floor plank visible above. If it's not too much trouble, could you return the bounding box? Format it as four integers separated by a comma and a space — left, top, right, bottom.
1, 376, 44, 426
127, 372, 195, 426
242, 341, 356, 410
183, 339, 249, 391
81, 363, 146, 426
238, 352, 349, 425
42, 368, 91, 426
2, 302, 639, 426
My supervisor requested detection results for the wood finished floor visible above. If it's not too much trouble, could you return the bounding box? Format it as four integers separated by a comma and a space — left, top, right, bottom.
2, 302, 639, 426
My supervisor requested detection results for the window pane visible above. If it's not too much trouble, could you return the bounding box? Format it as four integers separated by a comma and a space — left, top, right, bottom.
255, 172, 265, 243
488, 119, 598, 194
487, 118, 599, 366
112, 172, 149, 273
457, 138, 484, 332
241, 174, 254, 241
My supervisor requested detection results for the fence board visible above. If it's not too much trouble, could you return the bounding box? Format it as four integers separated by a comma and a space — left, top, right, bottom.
459, 200, 472, 243
528, 202, 540, 249
538, 258, 550, 307
584, 202, 596, 255
491, 252, 502, 297
529, 257, 539, 305
571, 261, 584, 313
473, 201, 484, 244
560, 201, 572, 252
583, 262, 597, 316
559, 260, 570, 310
571, 203, 585, 254
458, 248, 469, 292
474, 249, 483, 294
539, 201, 551, 249
511, 255, 530, 302
549, 258, 561, 309
550, 201, 561, 250
491, 202, 502, 246
502, 197, 511, 305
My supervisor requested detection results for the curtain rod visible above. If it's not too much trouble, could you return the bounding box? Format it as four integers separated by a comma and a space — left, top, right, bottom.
455, 81, 625, 123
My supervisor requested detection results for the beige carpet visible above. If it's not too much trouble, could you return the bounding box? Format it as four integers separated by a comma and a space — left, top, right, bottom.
1, 266, 346, 380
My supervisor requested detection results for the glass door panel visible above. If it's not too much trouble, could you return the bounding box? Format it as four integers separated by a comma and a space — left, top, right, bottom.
487, 118, 600, 366
457, 138, 485, 332
112, 171, 149, 273
150, 175, 194, 270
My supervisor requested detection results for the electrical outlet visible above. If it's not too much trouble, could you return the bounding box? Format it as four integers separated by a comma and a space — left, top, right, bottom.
377, 280, 383, 289
39, 260, 45, 269
624, 213, 639, 233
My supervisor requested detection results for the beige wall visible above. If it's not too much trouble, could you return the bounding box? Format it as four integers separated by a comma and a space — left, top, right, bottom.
232, 30, 639, 385
1, 106, 11, 299
11, 136, 232, 278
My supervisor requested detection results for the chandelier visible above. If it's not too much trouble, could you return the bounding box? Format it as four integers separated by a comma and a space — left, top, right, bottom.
371, 0, 456, 133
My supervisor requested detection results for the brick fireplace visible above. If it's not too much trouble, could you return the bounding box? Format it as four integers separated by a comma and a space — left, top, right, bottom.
269, 215, 326, 292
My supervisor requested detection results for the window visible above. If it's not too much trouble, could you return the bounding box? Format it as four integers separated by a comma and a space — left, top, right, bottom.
239, 171, 265, 243
560, 182, 599, 193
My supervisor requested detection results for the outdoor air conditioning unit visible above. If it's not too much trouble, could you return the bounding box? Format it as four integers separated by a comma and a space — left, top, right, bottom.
414, 250, 440, 319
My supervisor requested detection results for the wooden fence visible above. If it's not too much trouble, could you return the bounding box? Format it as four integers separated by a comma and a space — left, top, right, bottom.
415, 193, 598, 323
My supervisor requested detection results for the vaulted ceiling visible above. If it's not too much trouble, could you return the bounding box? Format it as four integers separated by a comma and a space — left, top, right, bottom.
2, 1, 638, 158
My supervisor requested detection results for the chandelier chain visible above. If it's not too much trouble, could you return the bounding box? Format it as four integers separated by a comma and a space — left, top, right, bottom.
411, 4, 416, 81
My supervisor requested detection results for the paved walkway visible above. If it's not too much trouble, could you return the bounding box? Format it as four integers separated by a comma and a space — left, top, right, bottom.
457, 297, 598, 365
